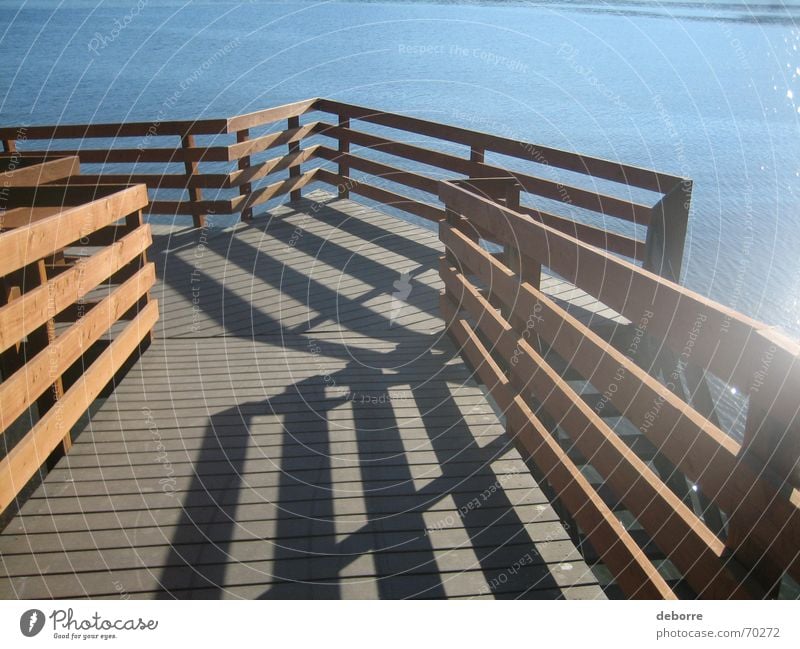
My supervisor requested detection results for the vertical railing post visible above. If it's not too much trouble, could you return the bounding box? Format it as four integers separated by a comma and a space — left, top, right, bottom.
181, 134, 205, 229
125, 208, 154, 349
726, 328, 800, 595
642, 179, 710, 544
236, 129, 253, 221
441, 203, 472, 335
338, 114, 350, 198
740, 337, 799, 487
643, 180, 691, 283
22, 260, 68, 452
469, 145, 484, 164
500, 181, 540, 290
0, 281, 22, 387
287, 116, 302, 202
454, 176, 537, 288
2, 139, 16, 153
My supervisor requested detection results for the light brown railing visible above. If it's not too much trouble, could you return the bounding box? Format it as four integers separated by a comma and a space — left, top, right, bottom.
2, 100, 796, 599
439, 180, 800, 599
0, 156, 157, 516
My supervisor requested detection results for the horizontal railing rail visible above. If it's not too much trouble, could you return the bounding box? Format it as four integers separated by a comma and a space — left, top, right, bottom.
0, 153, 80, 187
2, 99, 796, 599
309, 99, 689, 281
1, 99, 319, 228
0, 160, 158, 517
2, 98, 687, 282
313, 98, 683, 193
439, 179, 799, 599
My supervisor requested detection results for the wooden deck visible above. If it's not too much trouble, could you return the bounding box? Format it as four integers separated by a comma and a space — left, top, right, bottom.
0, 191, 606, 600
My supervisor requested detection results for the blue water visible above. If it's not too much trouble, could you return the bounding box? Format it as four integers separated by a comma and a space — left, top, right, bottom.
1, 0, 799, 336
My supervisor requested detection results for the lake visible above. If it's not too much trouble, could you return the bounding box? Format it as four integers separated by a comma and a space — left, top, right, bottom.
1, 0, 799, 337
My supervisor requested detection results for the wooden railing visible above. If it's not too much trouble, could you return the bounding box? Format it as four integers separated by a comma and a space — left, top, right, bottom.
5, 100, 795, 598
1, 98, 689, 282
1, 152, 80, 186
0, 158, 157, 516
438, 180, 800, 599
311, 99, 690, 281
0, 99, 320, 229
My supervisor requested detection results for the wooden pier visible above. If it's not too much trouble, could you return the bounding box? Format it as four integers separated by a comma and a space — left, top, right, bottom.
0, 99, 798, 599
0, 193, 604, 599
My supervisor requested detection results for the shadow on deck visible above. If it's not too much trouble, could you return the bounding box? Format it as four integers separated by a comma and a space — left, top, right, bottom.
0, 192, 604, 599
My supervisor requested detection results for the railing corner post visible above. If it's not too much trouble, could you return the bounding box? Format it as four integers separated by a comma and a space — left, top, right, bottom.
181, 134, 206, 229
287, 116, 302, 202
643, 179, 692, 283
236, 128, 253, 221
337, 114, 350, 198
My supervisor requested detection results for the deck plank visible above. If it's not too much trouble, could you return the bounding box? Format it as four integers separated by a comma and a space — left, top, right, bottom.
0, 191, 606, 600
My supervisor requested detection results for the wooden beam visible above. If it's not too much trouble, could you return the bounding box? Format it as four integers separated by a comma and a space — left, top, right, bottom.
227, 122, 317, 161
0, 156, 79, 186
65, 172, 229, 190
22, 260, 66, 450
0, 185, 148, 277
315, 122, 652, 224
226, 98, 318, 133
314, 169, 444, 223
0, 206, 65, 230
0, 118, 227, 140
314, 98, 682, 193
147, 199, 234, 216
21, 146, 229, 164
287, 116, 302, 202
440, 292, 676, 599
230, 169, 319, 214
0, 300, 158, 515
125, 209, 153, 349
441, 258, 756, 598
517, 204, 644, 261
2, 183, 142, 208
314, 146, 438, 194
226, 146, 318, 188
337, 115, 350, 198
0, 224, 152, 354
236, 129, 253, 221
643, 180, 692, 282
0, 264, 155, 436
439, 221, 800, 586
740, 327, 800, 486
181, 135, 205, 228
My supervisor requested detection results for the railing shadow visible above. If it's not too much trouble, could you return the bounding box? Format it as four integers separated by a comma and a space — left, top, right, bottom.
155, 346, 562, 598
151, 196, 566, 598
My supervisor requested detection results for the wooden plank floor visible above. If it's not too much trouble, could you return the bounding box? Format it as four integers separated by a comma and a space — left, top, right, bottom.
0, 191, 605, 599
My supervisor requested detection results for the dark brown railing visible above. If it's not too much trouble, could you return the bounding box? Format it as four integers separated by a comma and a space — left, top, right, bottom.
0, 97, 689, 281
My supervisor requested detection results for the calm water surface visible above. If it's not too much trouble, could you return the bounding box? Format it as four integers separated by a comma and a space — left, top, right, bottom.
1, 0, 799, 337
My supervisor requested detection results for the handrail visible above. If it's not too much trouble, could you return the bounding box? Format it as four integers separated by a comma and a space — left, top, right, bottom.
313, 98, 683, 192
1, 100, 796, 599
0, 161, 158, 516
439, 179, 799, 598
0, 153, 80, 186
1, 98, 686, 279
